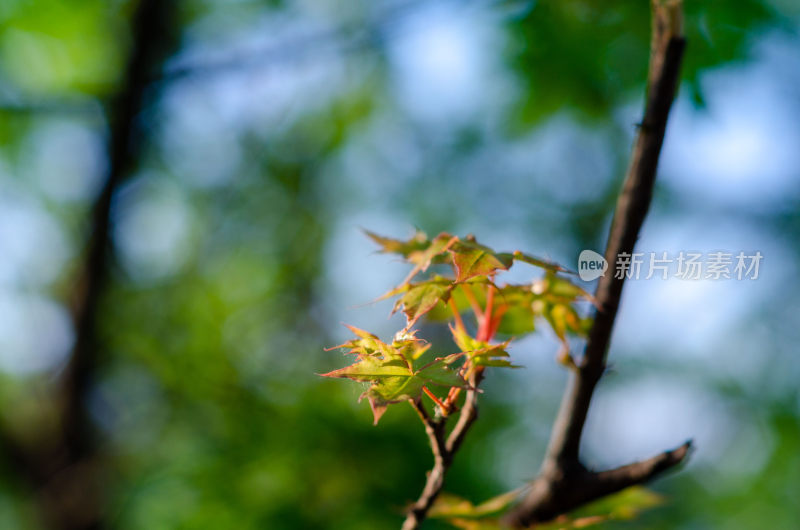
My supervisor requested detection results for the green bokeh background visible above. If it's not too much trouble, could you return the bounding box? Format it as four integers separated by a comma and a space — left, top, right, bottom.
0, 0, 798, 528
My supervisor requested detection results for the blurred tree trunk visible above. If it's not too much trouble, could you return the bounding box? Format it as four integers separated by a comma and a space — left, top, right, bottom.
0, 1, 178, 528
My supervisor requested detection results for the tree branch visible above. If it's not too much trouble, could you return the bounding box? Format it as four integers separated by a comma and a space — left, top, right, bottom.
402, 370, 484, 530
506, 1, 689, 526
446, 371, 482, 455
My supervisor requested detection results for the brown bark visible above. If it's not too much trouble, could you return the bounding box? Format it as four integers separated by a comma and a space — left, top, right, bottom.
505, 1, 690, 526
401, 370, 484, 530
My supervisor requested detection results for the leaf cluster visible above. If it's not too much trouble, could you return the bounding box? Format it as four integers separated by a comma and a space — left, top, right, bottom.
322, 231, 593, 423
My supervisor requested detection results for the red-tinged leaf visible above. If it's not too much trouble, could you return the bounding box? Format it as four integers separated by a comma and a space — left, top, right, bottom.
365, 397, 387, 425
470, 343, 510, 358
322, 340, 468, 424
393, 337, 432, 362
342, 324, 379, 340
365, 231, 457, 286
373, 283, 410, 304
449, 326, 520, 369
392, 278, 454, 327
364, 229, 430, 258
450, 241, 514, 283
424, 278, 491, 321
400, 232, 459, 283
330, 325, 402, 360
320, 357, 412, 380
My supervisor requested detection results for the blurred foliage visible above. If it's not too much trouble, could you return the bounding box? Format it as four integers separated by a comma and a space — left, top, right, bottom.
506, 0, 782, 125
0, 0, 798, 529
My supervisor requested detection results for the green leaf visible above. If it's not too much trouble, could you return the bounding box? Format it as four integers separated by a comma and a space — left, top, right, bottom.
496, 305, 536, 335
391, 277, 454, 327
574, 486, 664, 521
321, 356, 413, 380
424, 279, 490, 321
366, 230, 456, 272
512, 250, 574, 273
409, 232, 458, 270
416, 356, 468, 387
450, 240, 514, 283
493, 279, 592, 341
429, 489, 522, 520
545, 303, 587, 343
531, 271, 594, 304
471, 343, 519, 368
449, 326, 520, 369
368, 231, 576, 286
322, 330, 468, 424
392, 331, 432, 362
534, 486, 665, 530
328, 324, 403, 361
364, 229, 431, 259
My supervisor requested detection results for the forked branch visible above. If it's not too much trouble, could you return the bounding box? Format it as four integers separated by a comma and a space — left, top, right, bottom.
506, 1, 690, 526
402, 370, 484, 530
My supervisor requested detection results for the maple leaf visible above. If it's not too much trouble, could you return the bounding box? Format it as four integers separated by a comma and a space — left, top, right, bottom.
367, 230, 575, 284
365, 230, 457, 277
449, 240, 514, 283
322, 327, 467, 424
512, 250, 574, 274
363, 229, 430, 259
385, 277, 455, 328
449, 325, 519, 369
327, 324, 402, 361
531, 271, 595, 306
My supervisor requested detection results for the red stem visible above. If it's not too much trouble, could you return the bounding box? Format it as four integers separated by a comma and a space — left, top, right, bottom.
423, 386, 449, 415
461, 284, 484, 323
487, 306, 507, 340
449, 297, 466, 333
477, 284, 495, 342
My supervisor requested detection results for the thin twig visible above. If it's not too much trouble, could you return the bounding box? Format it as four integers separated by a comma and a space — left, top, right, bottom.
446, 369, 484, 455
404, 400, 449, 530
402, 369, 485, 530
506, 1, 690, 526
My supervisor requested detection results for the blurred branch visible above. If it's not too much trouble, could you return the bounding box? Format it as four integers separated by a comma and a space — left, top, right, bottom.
158, 0, 472, 81
0, 0, 496, 114
0, 1, 178, 528
505, 1, 689, 526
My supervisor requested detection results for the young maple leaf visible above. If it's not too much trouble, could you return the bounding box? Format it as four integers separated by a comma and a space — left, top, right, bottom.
449, 325, 519, 369
391, 278, 455, 328
363, 230, 431, 260
448, 240, 515, 283
322, 326, 467, 424
321, 354, 467, 424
